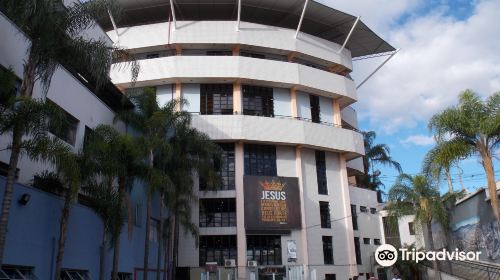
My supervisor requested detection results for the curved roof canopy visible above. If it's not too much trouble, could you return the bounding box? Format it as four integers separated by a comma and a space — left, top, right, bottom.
102, 0, 395, 57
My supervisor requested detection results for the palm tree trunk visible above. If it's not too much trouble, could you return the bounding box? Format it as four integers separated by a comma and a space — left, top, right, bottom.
99, 227, 107, 280
480, 151, 499, 225
54, 189, 75, 280
144, 150, 154, 280
169, 214, 176, 280
112, 177, 127, 280
0, 51, 36, 266
144, 195, 152, 280
445, 170, 453, 193
172, 216, 179, 280
426, 221, 440, 280
0, 128, 22, 266
163, 217, 170, 280
156, 197, 163, 280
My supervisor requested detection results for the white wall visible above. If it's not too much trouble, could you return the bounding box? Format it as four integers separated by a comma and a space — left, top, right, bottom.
182, 83, 201, 113
297, 91, 311, 120
111, 21, 353, 70
273, 88, 291, 117
319, 96, 333, 124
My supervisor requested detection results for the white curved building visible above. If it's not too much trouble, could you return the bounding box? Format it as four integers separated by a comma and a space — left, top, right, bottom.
106, 1, 394, 279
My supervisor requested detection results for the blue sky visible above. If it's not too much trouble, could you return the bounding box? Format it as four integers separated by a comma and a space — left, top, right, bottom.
319, 0, 500, 194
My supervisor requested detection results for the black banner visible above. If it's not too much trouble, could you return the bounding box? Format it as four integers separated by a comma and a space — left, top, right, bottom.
244, 176, 301, 230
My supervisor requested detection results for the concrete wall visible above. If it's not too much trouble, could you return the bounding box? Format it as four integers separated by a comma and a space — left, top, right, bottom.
0, 176, 162, 280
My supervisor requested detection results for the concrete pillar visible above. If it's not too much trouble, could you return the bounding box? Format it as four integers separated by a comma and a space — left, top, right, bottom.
295, 146, 309, 278
332, 99, 341, 127
339, 154, 358, 277
233, 82, 242, 114
290, 87, 298, 118
235, 142, 247, 279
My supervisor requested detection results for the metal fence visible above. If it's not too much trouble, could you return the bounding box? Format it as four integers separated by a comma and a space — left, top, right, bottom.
422, 259, 500, 280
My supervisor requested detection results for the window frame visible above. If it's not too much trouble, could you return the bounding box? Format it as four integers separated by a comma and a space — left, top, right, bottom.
315, 151, 328, 195
322, 236, 334, 264
244, 144, 277, 176
199, 235, 237, 266
351, 204, 358, 231
354, 237, 362, 265
319, 201, 331, 229
200, 84, 233, 115
242, 85, 274, 117
199, 198, 236, 227
47, 99, 79, 146
246, 235, 282, 265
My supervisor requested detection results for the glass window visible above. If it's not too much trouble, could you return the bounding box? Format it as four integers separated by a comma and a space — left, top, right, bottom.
61, 269, 90, 280
200, 143, 235, 190
325, 274, 336, 280
117, 273, 132, 280
315, 151, 327, 194
354, 237, 362, 265
360, 206, 368, 213
199, 198, 236, 227
199, 235, 237, 266
242, 85, 274, 117
322, 236, 334, 264
370, 208, 376, 214
363, 238, 370, 245
244, 144, 277, 176
409, 222, 415, 235
310, 95, 320, 123
200, 84, 233, 115
374, 239, 381, 245
351, 205, 358, 231
319, 201, 331, 228
246, 235, 282, 265
47, 99, 79, 146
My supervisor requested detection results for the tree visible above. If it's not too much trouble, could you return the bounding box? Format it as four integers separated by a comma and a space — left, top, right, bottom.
81, 125, 144, 280
83, 182, 122, 280
356, 131, 402, 191
428, 90, 499, 224
115, 88, 189, 280
162, 122, 222, 280
387, 174, 448, 280
422, 141, 464, 193
0, 0, 138, 267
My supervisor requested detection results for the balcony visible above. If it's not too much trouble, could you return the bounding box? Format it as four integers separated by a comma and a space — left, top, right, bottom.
111, 56, 357, 106
191, 114, 364, 159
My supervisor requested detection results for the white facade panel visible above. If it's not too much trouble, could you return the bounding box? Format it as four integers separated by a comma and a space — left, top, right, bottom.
273, 88, 292, 117
297, 91, 311, 120
111, 21, 353, 70
156, 84, 175, 106
110, 56, 357, 104
319, 97, 333, 124
182, 83, 201, 113
341, 106, 358, 129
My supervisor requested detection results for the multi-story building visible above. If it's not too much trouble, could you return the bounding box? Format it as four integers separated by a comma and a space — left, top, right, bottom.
106, 1, 395, 280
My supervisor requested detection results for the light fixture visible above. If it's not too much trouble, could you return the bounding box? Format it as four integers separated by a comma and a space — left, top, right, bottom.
18, 193, 31, 205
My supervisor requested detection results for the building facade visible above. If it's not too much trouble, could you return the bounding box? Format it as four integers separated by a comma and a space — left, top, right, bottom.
0, 1, 394, 280
106, 1, 394, 280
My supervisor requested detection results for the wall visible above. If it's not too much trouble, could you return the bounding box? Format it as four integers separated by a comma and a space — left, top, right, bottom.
0, 176, 162, 280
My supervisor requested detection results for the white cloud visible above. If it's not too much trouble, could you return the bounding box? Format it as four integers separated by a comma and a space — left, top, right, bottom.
323, 0, 500, 134
400, 135, 435, 146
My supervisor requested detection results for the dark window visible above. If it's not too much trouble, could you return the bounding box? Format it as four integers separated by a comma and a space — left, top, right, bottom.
61, 269, 90, 280
246, 235, 282, 265
315, 151, 327, 194
351, 205, 358, 231
363, 238, 370, 245
382, 217, 401, 247
409, 222, 415, 235
206, 50, 232, 56
47, 100, 79, 146
199, 198, 236, 227
242, 85, 274, 117
310, 95, 320, 123
199, 235, 237, 266
117, 273, 132, 280
200, 84, 233, 115
244, 144, 277, 176
319, 202, 331, 228
241, 51, 266, 59
1, 266, 37, 279
325, 274, 336, 280
374, 239, 381, 245
322, 236, 334, 264
0, 66, 21, 106
145, 53, 159, 59
360, 206, 368, 213
370, 208, 376, 214
200, 143, 235, 190
354, 237, 362, 264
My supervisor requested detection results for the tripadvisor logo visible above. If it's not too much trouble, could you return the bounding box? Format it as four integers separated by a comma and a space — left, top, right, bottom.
375, 244, 482, 267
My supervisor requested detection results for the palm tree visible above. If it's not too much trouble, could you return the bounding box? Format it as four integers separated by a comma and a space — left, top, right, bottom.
387, 174, 448, 280
83, 182, 122, 280
428, 90, 499, 224
162, 122, 222, 280
356, 131, 402, 191
82, 125, 144, 280
422, 141, 464, 193
0, 0, 138, 266
115, 88, 189, 280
